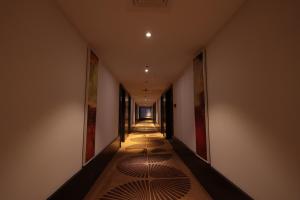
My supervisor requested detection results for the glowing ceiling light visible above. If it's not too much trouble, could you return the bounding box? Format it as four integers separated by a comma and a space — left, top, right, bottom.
145, 31, 152, 38
144, 66, 149, 73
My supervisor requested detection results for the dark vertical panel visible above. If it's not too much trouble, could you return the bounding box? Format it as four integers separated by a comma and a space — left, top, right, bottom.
135, 103, 139, 122
118, 85, 126, 142
138, 107, 141, 119
119, 87, 131, 141
128, 96, 131, 133
193, 53, 208, 160
160, 95, 166, 134
165, 86, 174, 139
153, 103, 156, 122
124, 92, 131, 138
125, 93, 128, 135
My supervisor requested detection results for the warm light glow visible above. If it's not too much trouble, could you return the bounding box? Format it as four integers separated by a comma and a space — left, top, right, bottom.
145, 68, 149, 73
146, 110, 151, 117
145, 31, 152, 38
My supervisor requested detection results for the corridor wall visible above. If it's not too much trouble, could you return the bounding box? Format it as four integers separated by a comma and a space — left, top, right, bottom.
206, 0, 299, 199
0, 1, 120, 199
174, 0, 299, 199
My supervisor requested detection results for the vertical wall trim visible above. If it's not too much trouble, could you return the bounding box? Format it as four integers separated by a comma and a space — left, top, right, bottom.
82, 48, 90, 166
203, 49, 211, 163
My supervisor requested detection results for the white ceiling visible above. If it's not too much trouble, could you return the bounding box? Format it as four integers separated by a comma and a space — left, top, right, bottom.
57, 0, 245, 106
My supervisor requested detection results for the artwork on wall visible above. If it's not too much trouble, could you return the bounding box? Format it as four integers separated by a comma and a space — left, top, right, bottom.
84, 50, 99, 163
193, 52, 209, 161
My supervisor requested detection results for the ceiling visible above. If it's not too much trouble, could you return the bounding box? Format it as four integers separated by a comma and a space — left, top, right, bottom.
56, 0, 245, 106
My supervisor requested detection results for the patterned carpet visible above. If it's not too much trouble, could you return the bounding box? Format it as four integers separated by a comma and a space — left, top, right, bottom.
84, 124, 212, 200
131, 121, 160, 133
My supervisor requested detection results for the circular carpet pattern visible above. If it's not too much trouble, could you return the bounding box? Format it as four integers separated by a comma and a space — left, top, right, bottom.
100, 180, 150, 200
117, 163, 187, 179
149, 164, 187, 178
123, 155, 148, 164
148, 154, 172, 163
101, 134, 192, 200
117, 154, 175, 178
117, 155, 148, 178
100, 179, 191, 200
150, 178, 191, 200
117, 163, 148, 178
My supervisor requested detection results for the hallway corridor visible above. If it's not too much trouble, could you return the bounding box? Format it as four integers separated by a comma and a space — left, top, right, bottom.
1, 1, 299, 199
84, 121, 211, 200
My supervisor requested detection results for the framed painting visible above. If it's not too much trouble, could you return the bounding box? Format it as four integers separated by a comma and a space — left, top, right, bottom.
83, 49, 99, 163
193, 51, 209, 161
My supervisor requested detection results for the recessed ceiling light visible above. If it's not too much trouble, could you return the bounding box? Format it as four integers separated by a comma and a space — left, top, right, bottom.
145, 31, 152, 38
145, 66, 149, 73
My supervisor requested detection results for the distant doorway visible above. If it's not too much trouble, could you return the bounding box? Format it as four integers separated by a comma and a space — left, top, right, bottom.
118, 85, 131, 142
139, 106, 153, 120
160, 86, 174, 139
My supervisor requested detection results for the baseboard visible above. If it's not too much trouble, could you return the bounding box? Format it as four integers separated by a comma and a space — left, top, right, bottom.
48, 136, 121, 200
170, 137, 253, 200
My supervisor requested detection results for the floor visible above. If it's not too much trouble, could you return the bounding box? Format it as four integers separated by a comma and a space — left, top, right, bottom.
84, 121, 212, 200
131, 120, 160, 133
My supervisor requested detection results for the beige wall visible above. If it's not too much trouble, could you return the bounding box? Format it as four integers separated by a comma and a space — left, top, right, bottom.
206, 0, 300, 199
95, 64, 119, 154
0, 1, 86, 199
0, 1, 120, 199
173, 0, 299, 199
173, 65, 197, 152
